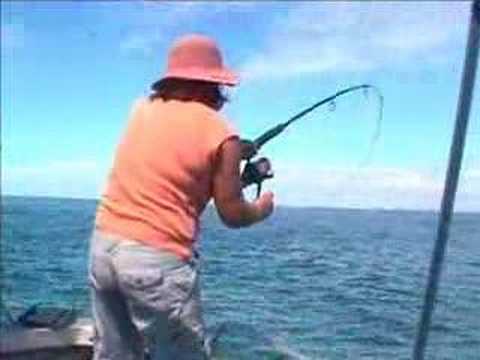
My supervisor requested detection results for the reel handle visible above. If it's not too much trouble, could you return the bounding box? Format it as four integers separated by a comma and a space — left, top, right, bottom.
241, 157, 273, 198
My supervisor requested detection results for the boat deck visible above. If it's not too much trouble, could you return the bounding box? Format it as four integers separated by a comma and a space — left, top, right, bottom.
0, 318, 94, 360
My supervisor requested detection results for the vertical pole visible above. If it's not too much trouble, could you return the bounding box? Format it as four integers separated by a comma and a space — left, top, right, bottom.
412, 1, 480, 359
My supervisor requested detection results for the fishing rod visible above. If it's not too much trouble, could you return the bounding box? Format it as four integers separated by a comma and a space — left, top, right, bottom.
240, 84, 384, 197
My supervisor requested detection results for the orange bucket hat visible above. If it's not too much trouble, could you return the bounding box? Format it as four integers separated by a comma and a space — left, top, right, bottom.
156, 34, 239, 87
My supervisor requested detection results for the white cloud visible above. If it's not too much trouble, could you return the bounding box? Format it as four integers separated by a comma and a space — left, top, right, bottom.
118, 2, 257, 56
465, 168, 480, 179
4, 161, 479, 211
7, 160, 99, 176
4, 160, 107, 199
461, 167, 480, 196
118, 2, 199, 55
266, 165, 479, 212
241, 1, 469, 81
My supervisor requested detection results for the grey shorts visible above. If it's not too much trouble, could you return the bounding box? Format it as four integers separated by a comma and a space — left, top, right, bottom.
88, 230, 208, 360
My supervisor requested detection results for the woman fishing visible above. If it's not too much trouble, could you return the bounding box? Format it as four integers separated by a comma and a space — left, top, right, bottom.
88, 34, 274, 360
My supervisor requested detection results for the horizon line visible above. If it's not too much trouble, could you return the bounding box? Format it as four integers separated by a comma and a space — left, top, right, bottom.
3, 193, 479, 215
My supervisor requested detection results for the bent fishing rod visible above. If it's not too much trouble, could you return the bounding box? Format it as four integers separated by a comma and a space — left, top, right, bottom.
240, 84, 384, 197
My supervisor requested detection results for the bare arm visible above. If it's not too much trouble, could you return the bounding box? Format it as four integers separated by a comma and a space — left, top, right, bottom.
212, 138, 273, 228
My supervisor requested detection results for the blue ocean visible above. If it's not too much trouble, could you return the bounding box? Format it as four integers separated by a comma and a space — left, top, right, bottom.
1, 196, 479, 359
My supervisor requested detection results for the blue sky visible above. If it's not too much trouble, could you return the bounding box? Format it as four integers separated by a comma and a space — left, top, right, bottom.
2, 1, 479, 211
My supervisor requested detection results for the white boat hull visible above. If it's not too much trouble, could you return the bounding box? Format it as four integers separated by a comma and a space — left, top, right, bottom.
0, 318, 94, 360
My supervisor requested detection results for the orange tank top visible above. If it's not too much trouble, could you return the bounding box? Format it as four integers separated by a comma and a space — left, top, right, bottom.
95, 98, 238, 260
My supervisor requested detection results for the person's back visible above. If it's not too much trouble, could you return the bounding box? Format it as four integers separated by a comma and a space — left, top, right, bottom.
96, 98, 237, 260
88, 34, 274, 360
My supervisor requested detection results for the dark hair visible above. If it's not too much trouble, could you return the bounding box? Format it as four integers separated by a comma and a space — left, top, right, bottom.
149, 78, 228, 110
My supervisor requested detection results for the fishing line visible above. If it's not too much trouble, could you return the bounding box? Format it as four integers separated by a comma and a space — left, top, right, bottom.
252, 85, 383, 149
214, 86, 385, 353
241, 84, 384, 197
357, 86, 384, 168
